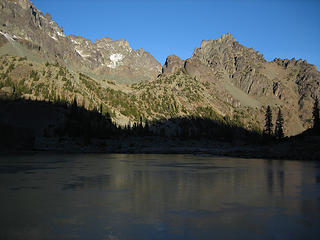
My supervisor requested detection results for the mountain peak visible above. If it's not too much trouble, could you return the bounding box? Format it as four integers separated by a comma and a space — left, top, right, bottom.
162, 55, 184, 75
221, 32, 235, 41
200, 33, 236, 49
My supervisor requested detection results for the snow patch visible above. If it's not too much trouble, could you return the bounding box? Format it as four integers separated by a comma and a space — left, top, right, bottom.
24, 35, 32, 41
71, 39, 79, 44
0, 31, 15, 42
56, 31, 65, 37
107, 53, 123, 69
12, 35, 21, 40
49, 35, 57, 41
76, 49, 90, 58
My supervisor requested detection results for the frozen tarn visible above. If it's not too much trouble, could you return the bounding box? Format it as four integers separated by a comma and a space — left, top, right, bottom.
107, 53, 123, 69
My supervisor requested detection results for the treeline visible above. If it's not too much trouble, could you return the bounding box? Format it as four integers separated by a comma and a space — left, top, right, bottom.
1, 96, 319, 150
52, 99, 265, 144
0, 97, 265, 148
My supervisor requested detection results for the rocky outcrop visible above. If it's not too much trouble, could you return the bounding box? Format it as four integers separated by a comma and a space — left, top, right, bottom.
190, 33, 268, 95
273, 57, 320, 98
162, 55, 184, 75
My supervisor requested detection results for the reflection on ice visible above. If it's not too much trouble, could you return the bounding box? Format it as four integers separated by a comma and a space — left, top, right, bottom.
0, 154, 320, 240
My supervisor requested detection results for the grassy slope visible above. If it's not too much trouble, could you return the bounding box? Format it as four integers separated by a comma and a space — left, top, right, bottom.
0, 55, 266, 133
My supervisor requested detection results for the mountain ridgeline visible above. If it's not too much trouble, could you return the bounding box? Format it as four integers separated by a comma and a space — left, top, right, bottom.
0, 0, 319, 137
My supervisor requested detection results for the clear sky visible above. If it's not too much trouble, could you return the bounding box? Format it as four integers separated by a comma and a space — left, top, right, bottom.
32, 0, 320, 68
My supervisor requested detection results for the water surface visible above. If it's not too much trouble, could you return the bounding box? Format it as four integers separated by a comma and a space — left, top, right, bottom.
0, 154, 320, 240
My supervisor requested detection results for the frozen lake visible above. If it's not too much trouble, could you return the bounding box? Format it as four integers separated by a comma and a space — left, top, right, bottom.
1, 153, 320, 239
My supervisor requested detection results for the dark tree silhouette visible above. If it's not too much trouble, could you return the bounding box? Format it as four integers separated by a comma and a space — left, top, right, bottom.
100, 103, 103, 114
264, 105, 273, 136
275, 108, 284, 140
71, 97, 77, 108
313, 97, 320, 130
144, 119, 150, 135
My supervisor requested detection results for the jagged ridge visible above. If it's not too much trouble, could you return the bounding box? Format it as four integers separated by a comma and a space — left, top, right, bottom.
0, 0, 161, 83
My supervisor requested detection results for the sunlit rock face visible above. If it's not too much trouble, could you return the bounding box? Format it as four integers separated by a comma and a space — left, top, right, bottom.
161, 33, 320, 136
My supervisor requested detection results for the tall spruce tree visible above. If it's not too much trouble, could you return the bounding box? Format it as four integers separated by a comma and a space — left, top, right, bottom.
313, 97, 320, 130
264, 105, 273, 136
275, 109, 284, 140
100, 103, 103, 114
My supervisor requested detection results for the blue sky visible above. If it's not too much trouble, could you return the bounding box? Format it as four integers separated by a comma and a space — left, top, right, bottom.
32, 0, 320, 68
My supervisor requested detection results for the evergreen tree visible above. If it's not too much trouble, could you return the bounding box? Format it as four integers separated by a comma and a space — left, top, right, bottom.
70, 97, 78, 119
138, 116, 143, 135
313, 97, 320, 130
264, 105, 273, 136
100, 103, 103, 114
275, 108, 284, 140
71, 97, 77, 109
144, 119, 150, 135
105, 112, 111, 122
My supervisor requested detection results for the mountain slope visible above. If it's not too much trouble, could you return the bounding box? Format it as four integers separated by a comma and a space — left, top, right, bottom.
162, 33, 320, 135
0, 0, 319, 136
0, 0, 161, 83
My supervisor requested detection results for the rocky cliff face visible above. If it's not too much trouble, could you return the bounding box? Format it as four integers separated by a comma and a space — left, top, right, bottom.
183, 33, 271, 97
0, 0, 161, 83
162, 33, 320, 135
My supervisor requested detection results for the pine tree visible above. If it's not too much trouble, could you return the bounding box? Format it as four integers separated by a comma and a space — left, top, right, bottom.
105, 112, 111, 122
313, 97, 320, 130
275, 108, 284, 140
138, 116, 143, 135
144, 119, 150, 135
70, 97, 78, 117
100, 103, 103, 114
264, 105, 273, 136
71, 97, 77, 109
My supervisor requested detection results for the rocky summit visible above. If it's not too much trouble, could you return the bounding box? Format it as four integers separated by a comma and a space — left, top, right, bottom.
0, 0, 319, 137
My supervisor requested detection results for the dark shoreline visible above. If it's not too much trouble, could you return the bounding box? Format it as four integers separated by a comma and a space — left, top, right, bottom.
1, 138, 319, 161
